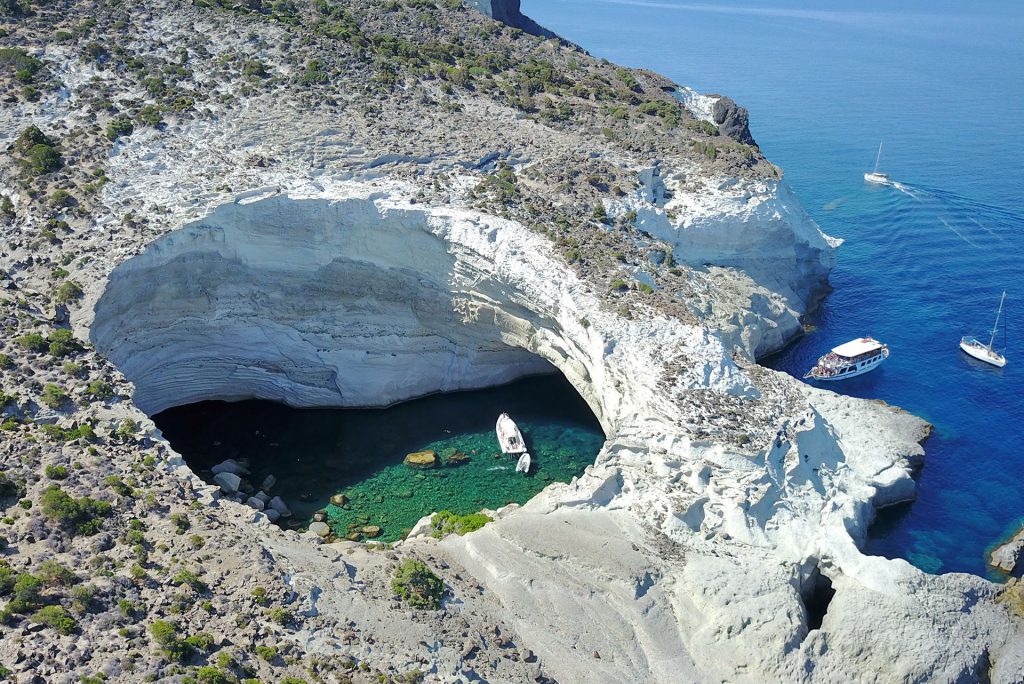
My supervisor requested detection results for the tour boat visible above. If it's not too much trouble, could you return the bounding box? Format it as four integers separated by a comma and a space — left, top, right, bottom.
803, 337, 890, 381
496, 412, 526, 454
960, 291, 1007, 368
515, 452, 532, 474
864, 142, 890, 184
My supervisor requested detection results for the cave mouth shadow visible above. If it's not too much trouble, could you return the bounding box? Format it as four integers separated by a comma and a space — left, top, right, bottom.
152, 372, 606, 542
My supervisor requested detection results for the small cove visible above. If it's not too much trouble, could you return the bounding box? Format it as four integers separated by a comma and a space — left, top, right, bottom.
153, 374, 605, 543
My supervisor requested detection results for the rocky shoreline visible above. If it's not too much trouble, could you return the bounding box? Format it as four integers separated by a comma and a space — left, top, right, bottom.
0, 1, 1022, 682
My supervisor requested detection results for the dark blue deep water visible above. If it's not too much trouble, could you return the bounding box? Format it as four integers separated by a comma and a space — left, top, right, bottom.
524, 0, 1024, 578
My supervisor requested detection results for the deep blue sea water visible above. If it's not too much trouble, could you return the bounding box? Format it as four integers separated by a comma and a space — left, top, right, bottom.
524, 0, 1024, 578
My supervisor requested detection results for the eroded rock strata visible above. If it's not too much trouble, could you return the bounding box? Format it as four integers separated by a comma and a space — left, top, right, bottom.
0, 1, 1021, 682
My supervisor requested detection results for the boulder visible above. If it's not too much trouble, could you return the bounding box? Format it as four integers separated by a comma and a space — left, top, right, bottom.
261, 474, 276, 490
330, 493, 348, 507
246, 496, 265, 511
312, 510, 327, 522
362, 525, 382, 538
345, 531, 362, 542
263, 509, 280, 523
309, 521, 331, 537
254, 490, 270, 503
211, 459, 249, 476
268, 496, 292, 517
213, 471, 241, 495
404, 450, 438, 468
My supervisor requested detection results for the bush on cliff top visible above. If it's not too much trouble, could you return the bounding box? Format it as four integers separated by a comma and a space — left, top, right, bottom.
391, 558, 444, 610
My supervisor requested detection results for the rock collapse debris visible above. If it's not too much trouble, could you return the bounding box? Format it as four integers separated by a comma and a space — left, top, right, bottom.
0, 0, 1021, 682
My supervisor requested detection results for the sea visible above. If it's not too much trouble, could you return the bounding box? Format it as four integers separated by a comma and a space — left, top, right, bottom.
523, 0, 1024, 578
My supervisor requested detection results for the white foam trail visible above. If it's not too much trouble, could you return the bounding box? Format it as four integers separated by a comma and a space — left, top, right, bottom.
967, 216, 1006, 242
891, 181, 925, 200
939, 216, 981, 248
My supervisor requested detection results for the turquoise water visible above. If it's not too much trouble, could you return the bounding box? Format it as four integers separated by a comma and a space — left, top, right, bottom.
154, 375, 605, 543
524, 0, 1024, 577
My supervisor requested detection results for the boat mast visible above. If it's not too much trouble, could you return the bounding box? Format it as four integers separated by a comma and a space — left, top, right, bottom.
874, 143, 883, 173
988, 290, 1006, 351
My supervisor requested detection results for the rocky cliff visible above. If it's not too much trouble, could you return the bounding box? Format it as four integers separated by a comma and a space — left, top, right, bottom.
0, 1, 1020, 683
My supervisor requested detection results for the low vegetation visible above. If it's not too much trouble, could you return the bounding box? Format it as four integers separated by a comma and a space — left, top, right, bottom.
391, 558, 444, 610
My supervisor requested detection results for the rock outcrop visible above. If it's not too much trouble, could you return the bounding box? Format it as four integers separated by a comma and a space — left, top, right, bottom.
991, 526, 1024, 573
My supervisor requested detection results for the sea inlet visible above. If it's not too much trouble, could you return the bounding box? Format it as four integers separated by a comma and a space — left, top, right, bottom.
154, 374, 605, 543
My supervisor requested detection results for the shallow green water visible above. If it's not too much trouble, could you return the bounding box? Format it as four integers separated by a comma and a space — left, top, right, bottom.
154, 374, 605, 543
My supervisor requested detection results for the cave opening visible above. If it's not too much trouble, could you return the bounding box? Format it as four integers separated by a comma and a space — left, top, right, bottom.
802, 568, 836, 632
153, 373, 604, 542
90, 196, 610, 541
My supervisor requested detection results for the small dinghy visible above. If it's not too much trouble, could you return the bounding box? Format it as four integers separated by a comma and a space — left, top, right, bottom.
515, 452, 531, 474
495, 412, 526, 454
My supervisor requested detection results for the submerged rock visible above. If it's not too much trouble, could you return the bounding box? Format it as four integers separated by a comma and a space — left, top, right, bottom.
404, 450, 438, 469
445, 451, 470, 465
330, 493, 349, 507
213, 471, 241, 495
212, 459, 249, 476
268, 496, 292, 517
362, 525, 382, 538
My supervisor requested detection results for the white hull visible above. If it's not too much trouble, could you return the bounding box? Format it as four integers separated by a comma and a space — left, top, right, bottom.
804, 338, 889, 381
808, 359, 885, 381
515, 452, 531, 474
960, 339, 1006, 368
864, 172, 889, 184
496, 413, 526, 454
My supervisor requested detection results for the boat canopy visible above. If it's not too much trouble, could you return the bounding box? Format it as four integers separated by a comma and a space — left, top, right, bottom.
831, 338, 883, 358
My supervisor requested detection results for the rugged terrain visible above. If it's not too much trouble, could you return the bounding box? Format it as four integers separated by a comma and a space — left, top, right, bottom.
0, 0, 1022, 682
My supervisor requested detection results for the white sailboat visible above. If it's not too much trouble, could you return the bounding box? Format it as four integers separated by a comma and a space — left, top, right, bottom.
960, 291, 1007, 367
864, 142, 890, 184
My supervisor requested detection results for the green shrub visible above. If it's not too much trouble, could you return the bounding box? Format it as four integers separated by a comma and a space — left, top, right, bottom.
85, 380, 114, 400
47, 329, 82, 358
16, 332, 47, 352
255, 644, 277, 661
172, 568, 207, 593
391, 559, 444, 610
150, 619, 193, 661
37, 559, 75, 586
54, 281, 83, 304
5, 573, 43, 614
39, 485, 112, 535
44, 464, 69, 480
40, 383, 67, 409
267, 607, 292, 625
30, 605, 77, 635
23, 143, 63, 175
196, 667, 229, 684
430, 510, 491, 538
106, 116, 134, 141
184, 632, 216, 651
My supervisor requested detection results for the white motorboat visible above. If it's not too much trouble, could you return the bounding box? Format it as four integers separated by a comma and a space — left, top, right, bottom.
864, 142, 890, 184
960, 291, 1007, 368
495, 412, 526, 454
515, 452, 531, 474
804, 337, 889, 381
